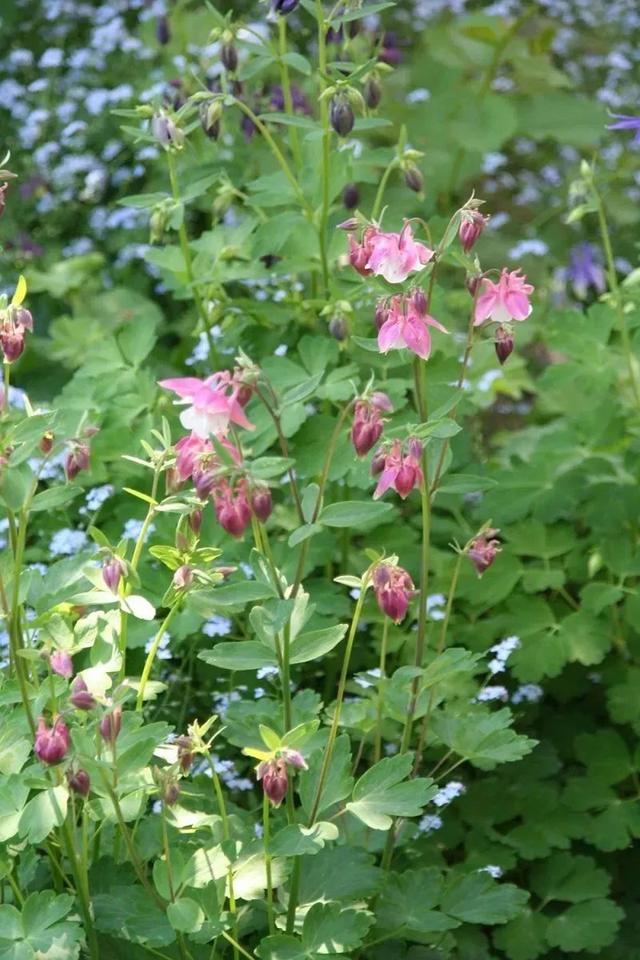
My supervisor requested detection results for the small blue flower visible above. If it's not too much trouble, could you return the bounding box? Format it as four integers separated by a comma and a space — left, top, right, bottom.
566, 244, 606, 300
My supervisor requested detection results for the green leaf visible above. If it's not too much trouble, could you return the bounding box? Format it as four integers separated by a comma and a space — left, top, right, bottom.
530, 853, 610, 904
302, 902, 373, 954
290, 625, 347, 664
493, 910, 549, 960
319, 500, 394, 528
346, 753, 436, 830
431, 708, 537, 769
299, 736, 354, 819
515, 94, 607, 146
441, 872, 528, 924
166, 897, 204, 934
545, 899, 624, 953
19, 786, 68, 844
199, 642, 278, 671
376, 869, 457, 937
270, 822, 339, 857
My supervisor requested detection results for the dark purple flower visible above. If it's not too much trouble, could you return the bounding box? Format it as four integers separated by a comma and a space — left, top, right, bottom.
607, 113, 640, 146
566, 243, 606, 300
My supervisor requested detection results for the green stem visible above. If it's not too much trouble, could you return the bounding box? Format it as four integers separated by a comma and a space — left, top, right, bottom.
381, 359, 431, 872
373, 620, 389, 764
120, 465, 162, 681
2, 360, 9, 413
59, 814, 99, 960
253, 385, 305, 523
307, 574, 371, 825
413, 552, 463, 774
233, 100, 311, 217
371, 159, 399, 222
206, 754, 239, 960
263, 793, 275, 934
315, 0, 331, 296
136, 603, 180, 711
592, 181, 640, 409
277, 17, 302, 173
167, 151, 219, 366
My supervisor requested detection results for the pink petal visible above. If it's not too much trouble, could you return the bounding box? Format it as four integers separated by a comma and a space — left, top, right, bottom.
424, 313, 448, 334
474, 286, 497, 326
373, 466, 398, 500
403, 316, 431, 360
504, 290, 532, 322
378, 317, 405, 353
229, 400, 254, 431
158, 377, 205, 400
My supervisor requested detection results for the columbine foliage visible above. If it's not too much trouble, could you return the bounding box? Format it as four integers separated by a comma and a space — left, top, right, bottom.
0, 1, 639, 959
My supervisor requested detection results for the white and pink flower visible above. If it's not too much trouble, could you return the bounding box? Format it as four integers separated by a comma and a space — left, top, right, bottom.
365, 223, 433, 284
474, 269, 534, 327
377, 294, 447, 361
159, 373, 254, 439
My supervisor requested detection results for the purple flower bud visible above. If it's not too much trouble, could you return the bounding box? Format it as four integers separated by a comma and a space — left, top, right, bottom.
67, 768, 91, 797
221, 42, 238, 72
199, 100, 221, 140
156, 15, 170, 45
351, 401, 384, 457
251, 487, 273, 523
189, 508, 203, 536
50, 650, 73, 679
459, 210, 488, 254
0, 329, 26, 362
152, 113, 184, 148
370, 448, 387, 476
412, 288, 428, 316
163, 781, 181, 806
34, 716, 70, 765
176, 735, 194, 774
374, 300, 389, 331
404, 166, 424, 193
173, 565, 193, 591
102, 556, 125, 594
70, 675, 96, 711
495, 325, 514, 365
330, 96, 355, 137
258, 758, 288, 807
337, 217, 359, 231
373, 563, 414, 623
65, 442, 90, 482
272, 0, 299, 13
363, 75, 382, 109
281, 748, 307, 770
329, 314, 348, 341
0, 184, 6, 218
100, 706, 122, 744
371, 391, 393, 412
342, 183, 359, 210
40, 431, 54, 454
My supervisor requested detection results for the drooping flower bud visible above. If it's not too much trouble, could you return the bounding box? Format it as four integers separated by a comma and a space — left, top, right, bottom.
337, 217, 359, 231
199, 100, 222, 140
281, 748, 307, 770
330, 96, 355, 137
176, 735, 195, 774
363, 75, 382, 109
152, 112, 185, 149
372, 563, 415, 622
272, 0, 299, 13
215, 485, 251, 538
64, 441, 90, 482
34, 716, 70, 765
258, 758, 288, 807
329, 314, 348, 341
40, 431, 54, 454
163, 781, 181, 806
370, 448, 387, 476
404, 165, 424, 193
173, 564, 193, 591
50, 650, 73, 680
465, 273, 481, 298
494, 325, 514, 365
70, 675, 96, 711
412, 288, 428, 316
221, 42, 238, 72
468, 529, 501, 576
459, 209, 489, 254
394, 460, 420, 498
100, 706, 123, 744
251, 486, 273, 523
351, 400, 386, 457
67, 768, 91, 797
342, 183, 359, 210
189, 508, 203, 536
102, 556, 125, 594
156, 15, 170, 45
374, 300, 389, 331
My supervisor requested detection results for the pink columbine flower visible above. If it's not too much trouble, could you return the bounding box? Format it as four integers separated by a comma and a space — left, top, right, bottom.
468, 528, 501, 576
365, 223, 433, 284
351, 393, 393, 457
49, 650, 73, 679
474, 269, 534, 327
34, 716, 70, 765
377, 293, 447, 361
159, 373, 254, 439
372, 563, 415, 622
257, 757, 289, 807
214, 481, 251, 538
373, 438, 423, 500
